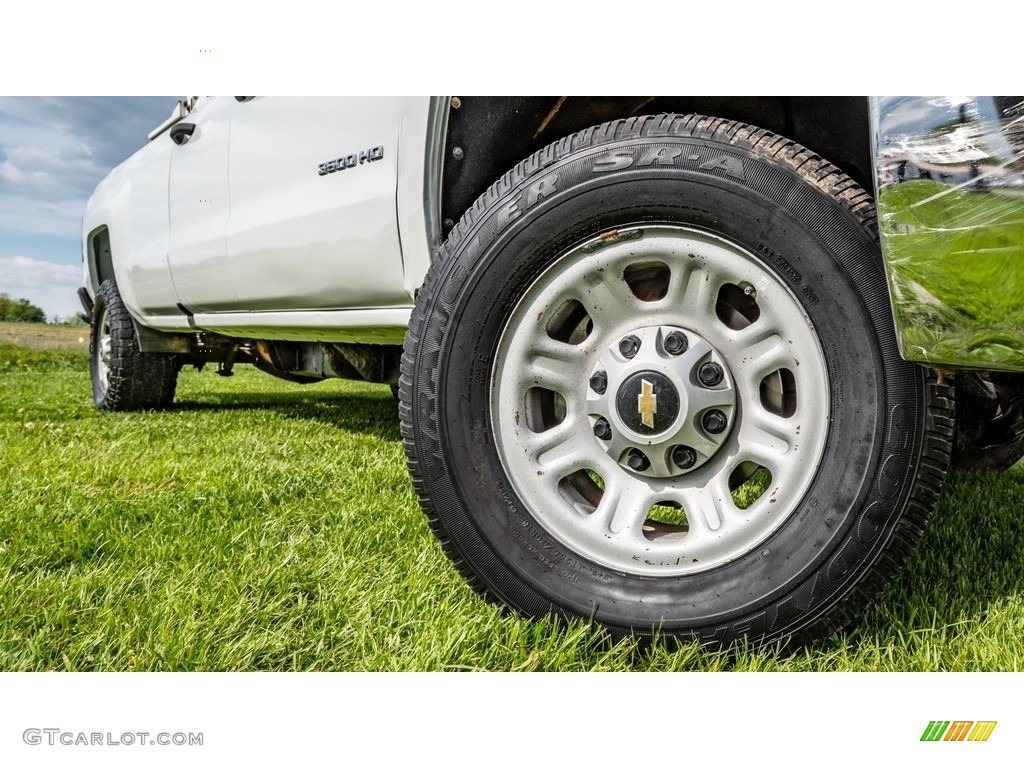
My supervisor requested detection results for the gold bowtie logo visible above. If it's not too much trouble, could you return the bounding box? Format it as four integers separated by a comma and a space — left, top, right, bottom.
638, 379, 657, 428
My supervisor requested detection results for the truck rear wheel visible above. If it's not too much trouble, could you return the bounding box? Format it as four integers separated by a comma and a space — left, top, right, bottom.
90, 279, 179, 411
401, 114, 954, 647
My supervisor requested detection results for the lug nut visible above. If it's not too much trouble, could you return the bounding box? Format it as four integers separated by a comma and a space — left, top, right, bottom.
664, 331, 688, 356
698, 361, 724, 387
619, 335, 641, 359
702, 409, 728, 435
589, 370, 608, 394
672, 445, 697, 470
626, 449, 650, 472
593, 417, 612, 440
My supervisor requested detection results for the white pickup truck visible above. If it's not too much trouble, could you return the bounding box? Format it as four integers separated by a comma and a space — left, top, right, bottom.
80, 96, 1024, 647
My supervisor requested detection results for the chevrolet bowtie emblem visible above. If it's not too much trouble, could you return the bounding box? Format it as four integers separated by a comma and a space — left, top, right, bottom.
638, 379, 657, 428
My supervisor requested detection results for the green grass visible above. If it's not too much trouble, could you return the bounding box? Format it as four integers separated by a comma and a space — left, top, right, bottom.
2, 341, 1023, 670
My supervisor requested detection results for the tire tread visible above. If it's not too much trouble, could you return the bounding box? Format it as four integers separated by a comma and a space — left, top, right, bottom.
91, 279, 179, 411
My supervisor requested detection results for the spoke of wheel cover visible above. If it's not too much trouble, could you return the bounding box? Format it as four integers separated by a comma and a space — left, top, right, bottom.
674, 475, 733, 532
660, 262, 698, 310
589, 477, 624, 533
573, 268, 646, 334
733, 333, 790, 391
525, 422, 596, 476
523, 344, 587, 394
730, 316, 779, 352
529, 333, 589, 365
524, 419, 576, 455
678, 264, 719, 320
737, 408, 794, 474
594, 478, 653, 536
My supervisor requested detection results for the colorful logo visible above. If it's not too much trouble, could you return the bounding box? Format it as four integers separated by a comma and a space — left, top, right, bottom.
920, 721, 997, 742
638, 379, 657, 429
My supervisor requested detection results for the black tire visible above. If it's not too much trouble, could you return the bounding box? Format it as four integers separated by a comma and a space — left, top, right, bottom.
401, 114, 954, 647
90, 279, 179, 411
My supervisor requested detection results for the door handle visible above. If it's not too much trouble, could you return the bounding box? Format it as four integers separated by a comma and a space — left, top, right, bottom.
169, 122, 196, 145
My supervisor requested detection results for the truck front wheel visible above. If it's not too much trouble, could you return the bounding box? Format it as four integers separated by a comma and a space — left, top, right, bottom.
401, 114, 954, 647
90, 279, 179, 411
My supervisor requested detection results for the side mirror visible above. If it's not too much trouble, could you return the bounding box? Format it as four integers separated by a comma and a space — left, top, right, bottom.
148, 100, 191, 141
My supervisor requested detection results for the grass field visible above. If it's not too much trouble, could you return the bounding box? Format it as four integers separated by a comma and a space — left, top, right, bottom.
0, 320, 88, 351
2, 327, 1023, 670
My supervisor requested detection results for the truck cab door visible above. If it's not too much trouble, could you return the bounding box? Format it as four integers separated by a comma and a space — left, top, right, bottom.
225, 97, 409, 311
166, 96, 239, 312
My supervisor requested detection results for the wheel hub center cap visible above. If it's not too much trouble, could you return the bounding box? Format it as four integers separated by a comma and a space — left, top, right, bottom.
588, 324, 738, 479
616, 371, 680, 436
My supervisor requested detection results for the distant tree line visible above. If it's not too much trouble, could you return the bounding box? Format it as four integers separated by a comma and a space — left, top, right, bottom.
0, 293, 47, 323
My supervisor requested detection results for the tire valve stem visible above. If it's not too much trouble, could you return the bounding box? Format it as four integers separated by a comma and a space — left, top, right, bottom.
593, 417, 612, 440
619, 335, 641, 359
626, 449, 650, 472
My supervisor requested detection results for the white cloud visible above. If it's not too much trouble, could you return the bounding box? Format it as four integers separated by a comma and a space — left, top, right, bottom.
0, 117, 71, 153
0, 143, 102, 200
0, 97, 176, 238
0, 255, 83, 321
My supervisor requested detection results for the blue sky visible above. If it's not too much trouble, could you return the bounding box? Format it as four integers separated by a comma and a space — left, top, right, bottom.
0, 97, 179, 320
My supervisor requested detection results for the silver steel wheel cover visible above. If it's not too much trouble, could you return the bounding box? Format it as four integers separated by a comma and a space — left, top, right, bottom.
96, 307, 111, 395
492, 226, 829, 576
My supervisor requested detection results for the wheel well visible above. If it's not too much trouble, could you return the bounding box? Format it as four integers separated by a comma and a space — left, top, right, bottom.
87, 226, 113, 293
440, 97, 872, 231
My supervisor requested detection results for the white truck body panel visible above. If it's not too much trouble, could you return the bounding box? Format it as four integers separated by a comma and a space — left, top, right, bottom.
167, 96, 235, 312
225, 97, 409, 312
83, 96, 436, 342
